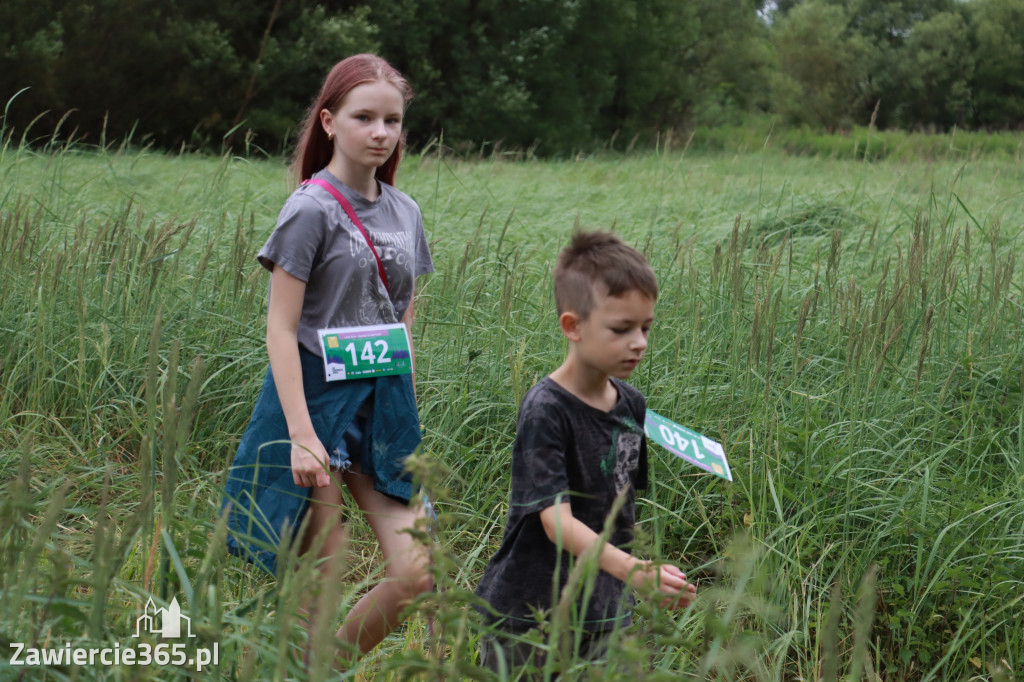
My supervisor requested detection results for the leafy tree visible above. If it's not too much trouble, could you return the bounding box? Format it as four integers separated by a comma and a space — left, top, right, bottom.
969, 0, 1024, 129
894, 10, 973, 129
237, 4, 378, 150
602, 0, 701, 137
0, 0, 65, 132
366, 0, 773, 153
684, 0, 775, 127
770, 0, 960, 128
844, 0, 955, 41
770, 0, 870, 131
0, 0, 376, 151
361, 0, 641, 153
843, 0, 957, 127
5, 0, 1023, 152
344, 0, 529, 149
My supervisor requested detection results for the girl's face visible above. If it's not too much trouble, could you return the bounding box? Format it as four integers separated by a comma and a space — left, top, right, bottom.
321, 80, 405, 177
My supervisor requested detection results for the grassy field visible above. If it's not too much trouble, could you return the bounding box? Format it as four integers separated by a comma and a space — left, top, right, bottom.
1, 136, 1022, 681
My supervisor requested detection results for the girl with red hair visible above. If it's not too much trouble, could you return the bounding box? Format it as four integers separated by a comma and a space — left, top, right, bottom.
224, 54, 433, 668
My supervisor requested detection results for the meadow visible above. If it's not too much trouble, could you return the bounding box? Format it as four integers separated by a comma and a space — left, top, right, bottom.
0, 132, 1022, 681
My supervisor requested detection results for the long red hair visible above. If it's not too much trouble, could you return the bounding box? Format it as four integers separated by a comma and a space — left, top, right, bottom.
292, 54, 413, 187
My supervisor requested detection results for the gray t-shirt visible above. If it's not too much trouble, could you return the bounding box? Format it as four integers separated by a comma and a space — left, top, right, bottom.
258, 169, 433, 356
475, 377, 649, 633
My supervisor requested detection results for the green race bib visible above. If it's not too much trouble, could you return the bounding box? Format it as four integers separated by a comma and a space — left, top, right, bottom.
644, 410, 732, 481
318, 323, 413, 381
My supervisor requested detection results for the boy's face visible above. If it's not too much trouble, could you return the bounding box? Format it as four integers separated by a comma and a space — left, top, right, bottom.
564, 285, 655, 380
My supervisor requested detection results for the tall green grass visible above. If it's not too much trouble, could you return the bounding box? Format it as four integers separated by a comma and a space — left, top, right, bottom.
686, 119, 1024, 162
1, 137, 1022, 680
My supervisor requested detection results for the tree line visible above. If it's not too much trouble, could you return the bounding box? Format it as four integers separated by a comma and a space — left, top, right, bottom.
1, 0, 1021, 156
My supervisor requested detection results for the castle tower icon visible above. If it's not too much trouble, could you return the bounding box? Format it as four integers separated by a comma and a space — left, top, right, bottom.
134, 597, 195, 638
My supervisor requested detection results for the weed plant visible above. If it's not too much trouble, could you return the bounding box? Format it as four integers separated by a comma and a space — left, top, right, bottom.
0, 136, 1022, 680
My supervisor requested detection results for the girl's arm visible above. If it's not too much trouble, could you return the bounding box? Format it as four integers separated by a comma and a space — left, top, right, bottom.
401, 287, 417, 399
267, 265, 332, 489
539, 502, 697, 608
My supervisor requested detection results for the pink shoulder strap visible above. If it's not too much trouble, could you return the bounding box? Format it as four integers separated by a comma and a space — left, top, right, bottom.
303, 178, 390, 293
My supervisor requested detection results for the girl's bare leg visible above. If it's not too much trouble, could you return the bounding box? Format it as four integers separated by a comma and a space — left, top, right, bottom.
298, 473, 348, 653
335, 467, 432, 655
300, 471, 349, 559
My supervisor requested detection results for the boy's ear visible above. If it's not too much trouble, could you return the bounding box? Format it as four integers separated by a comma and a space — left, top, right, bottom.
559, 311, 582, 342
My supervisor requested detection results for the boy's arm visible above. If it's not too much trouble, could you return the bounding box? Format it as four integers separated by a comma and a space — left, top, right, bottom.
539, 503, 697, 608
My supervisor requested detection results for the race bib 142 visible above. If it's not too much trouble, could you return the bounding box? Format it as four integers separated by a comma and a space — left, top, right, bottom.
318, 323, 413, 381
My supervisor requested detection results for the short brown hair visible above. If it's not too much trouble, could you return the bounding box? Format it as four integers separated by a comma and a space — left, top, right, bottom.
553, 230, 658, 318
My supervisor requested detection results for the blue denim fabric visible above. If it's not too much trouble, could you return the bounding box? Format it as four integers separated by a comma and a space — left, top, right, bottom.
222, 348, 420, 574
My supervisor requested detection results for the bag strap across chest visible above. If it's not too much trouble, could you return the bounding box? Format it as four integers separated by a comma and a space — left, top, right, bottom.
303, 178, 390, 293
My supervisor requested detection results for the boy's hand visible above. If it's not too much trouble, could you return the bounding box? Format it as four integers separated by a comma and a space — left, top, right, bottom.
658, 565, 698, 609
632, 562, 698, 610
537, 503, 698, 610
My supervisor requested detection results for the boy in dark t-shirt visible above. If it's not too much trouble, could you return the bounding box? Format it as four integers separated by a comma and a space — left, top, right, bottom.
475, 231, 697, 675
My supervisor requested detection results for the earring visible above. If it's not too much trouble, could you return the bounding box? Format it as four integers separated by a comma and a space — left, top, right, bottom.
327, 131, 335, 141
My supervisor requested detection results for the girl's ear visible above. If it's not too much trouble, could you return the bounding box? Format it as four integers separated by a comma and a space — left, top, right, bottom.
559, 311, 582, 342
319, 108, 334, 137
